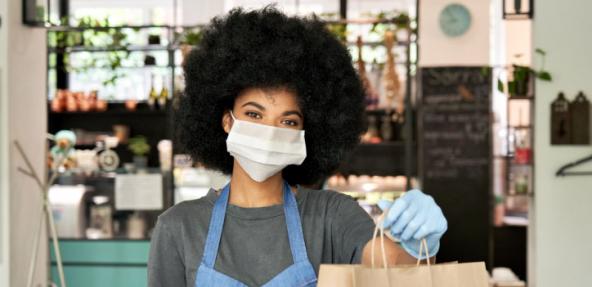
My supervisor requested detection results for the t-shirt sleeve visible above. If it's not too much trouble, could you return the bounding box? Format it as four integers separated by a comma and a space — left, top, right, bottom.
148, 216, 186, 287
331, 193, 376, 264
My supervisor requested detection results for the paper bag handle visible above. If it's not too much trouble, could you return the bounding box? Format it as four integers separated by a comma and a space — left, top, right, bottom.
372, 211, 431, 269
370, 213, 389, 269
416, 238, 431, 267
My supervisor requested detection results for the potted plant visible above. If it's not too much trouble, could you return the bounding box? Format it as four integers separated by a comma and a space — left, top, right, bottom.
498, 49, 552, 97
177, 28, 203, 65
509, 64, 530, 96
128, 136, 150, 169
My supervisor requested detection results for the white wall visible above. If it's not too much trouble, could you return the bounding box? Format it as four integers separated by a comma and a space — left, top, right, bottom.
0, 0, 48, 286
533, 1, 592, 286
0, 0, 9, 286
419, 0, 490, 67
505, 21, 531, 66
182, 0, 225, 25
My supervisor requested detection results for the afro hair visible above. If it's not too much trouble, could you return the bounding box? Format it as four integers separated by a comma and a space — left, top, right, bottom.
177, 6, 366, 185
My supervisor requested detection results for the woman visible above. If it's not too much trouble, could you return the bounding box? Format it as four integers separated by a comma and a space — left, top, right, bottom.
148, 7, 447, 287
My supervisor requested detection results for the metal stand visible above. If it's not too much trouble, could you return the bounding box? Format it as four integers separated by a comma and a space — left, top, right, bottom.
14, 140, 67, 287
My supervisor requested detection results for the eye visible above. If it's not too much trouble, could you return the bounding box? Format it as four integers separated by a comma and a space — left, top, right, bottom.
281, 119, 300, 127
245, 111, 262, 119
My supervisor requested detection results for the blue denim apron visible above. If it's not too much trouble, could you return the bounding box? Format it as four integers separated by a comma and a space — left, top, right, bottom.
194, 182, 317, 287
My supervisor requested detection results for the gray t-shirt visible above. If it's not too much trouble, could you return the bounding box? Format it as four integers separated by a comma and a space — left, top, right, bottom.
147, 187, 375, 287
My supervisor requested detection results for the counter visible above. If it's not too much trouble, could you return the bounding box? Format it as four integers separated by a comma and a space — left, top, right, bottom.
50, 239, 150, 287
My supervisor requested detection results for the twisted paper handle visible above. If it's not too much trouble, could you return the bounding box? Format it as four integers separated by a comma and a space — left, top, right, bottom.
371, 210, 431, 269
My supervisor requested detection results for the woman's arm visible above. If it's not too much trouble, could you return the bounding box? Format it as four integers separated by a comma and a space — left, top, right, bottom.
327, 189, 443, 266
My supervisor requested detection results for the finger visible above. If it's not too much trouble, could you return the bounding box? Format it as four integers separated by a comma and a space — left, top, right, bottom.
413, 205, 446, 240
401, 210, 427, 241
405, 189, 424, 200
391, 203, 418, 235
382, 197, 408, 229
389, 230, 402, 241
377, 199, 393, 212
412, 220, 432, 241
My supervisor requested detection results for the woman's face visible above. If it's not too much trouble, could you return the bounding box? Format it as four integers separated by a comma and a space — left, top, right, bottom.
223, 87, 303, 132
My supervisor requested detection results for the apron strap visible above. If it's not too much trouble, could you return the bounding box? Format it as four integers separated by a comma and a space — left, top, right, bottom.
200, 183, 230, 268
283, 182, 311, 263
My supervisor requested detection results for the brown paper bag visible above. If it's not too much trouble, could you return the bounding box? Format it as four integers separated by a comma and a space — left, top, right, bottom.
318, 217, 489, 287
318, 261, 489, 287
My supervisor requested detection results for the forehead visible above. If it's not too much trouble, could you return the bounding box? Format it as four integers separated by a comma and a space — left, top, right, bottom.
235, 87, 301, 110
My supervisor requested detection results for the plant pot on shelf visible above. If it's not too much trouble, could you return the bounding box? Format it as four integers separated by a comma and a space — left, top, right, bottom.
509, 65, 531, 97
133, 156, 148, 169
128, 135, 151, 171
125, 99, 138, 111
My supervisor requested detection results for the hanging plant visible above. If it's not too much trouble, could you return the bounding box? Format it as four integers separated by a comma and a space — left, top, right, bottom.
317, 12, 347, 42
49, 16, 132, 87
497, 49, 552, 96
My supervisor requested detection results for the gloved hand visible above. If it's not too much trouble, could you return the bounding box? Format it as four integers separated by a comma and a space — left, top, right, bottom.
378, 189, 447, 259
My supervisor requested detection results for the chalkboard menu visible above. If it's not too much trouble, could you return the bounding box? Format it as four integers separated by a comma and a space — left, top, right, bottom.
419, 67, 492, 267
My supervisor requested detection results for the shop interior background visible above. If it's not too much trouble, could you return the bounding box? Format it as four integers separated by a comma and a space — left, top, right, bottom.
1, 0, 592, 286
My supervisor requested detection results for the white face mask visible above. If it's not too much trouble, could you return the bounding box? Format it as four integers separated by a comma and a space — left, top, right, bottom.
226, 111, 307, 182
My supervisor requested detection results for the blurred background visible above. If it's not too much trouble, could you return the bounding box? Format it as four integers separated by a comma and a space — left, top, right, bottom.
1, 0, 591, 287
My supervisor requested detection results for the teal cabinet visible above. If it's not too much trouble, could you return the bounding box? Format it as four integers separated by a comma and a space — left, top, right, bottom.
50, 240, 150, 287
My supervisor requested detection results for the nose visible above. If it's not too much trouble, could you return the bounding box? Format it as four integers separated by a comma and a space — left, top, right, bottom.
260, 116, 283, 128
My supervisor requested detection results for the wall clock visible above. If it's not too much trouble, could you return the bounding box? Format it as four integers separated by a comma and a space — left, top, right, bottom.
439, 3, 472, 37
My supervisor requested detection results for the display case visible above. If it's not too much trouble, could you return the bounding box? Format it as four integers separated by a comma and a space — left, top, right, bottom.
322, 16, 418, 218
500, 95, 533, 227
491, 66, 535, 281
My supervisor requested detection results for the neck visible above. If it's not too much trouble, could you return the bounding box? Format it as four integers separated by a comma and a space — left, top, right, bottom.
228, 160, 286, 208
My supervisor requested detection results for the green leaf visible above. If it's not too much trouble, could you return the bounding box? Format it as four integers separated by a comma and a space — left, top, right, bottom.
497, 79, 505, 93
480, 66, 491, 76
535, 48, 546, 56
537, 71, 552, 81
508, 81, 517, 95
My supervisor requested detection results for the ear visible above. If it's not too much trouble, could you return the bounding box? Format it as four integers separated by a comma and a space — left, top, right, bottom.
222, 110, 232, 133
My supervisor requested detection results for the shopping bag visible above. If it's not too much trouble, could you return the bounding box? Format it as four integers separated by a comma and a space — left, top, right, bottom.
318, 215, 489, 287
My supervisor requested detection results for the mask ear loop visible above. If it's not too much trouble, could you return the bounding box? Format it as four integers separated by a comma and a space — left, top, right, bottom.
229, 110, 237, 120
227, 110, 238, 132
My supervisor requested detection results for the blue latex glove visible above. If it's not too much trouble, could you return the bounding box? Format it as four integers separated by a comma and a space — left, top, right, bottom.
378, 189, 447, 259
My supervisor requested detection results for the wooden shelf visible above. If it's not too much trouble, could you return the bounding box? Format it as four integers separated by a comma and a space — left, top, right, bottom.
508, 95, 534, 100
49, 44, 174, 53
509, 125, 532, 130
48, 102, 170, 116
47, 24, 204, 32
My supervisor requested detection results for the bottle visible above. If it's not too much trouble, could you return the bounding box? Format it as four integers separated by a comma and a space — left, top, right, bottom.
127, 212, 146, 239
514, 173, 528, 194
380, 114, 393, 141
362, 116, 382, 144
514, 129, 531, 164
494, 195, 505, 226
159, 76, 169, 109
148, 74, 157, 109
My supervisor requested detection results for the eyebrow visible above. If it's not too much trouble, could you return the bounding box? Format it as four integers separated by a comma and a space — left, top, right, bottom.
241, 101, 265, 110
282, 111, 303, 119
241, 101, 303, 119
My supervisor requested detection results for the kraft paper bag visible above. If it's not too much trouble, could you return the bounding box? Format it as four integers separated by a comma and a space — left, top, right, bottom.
318, 261, 489, 287
318, 216, 489, 287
